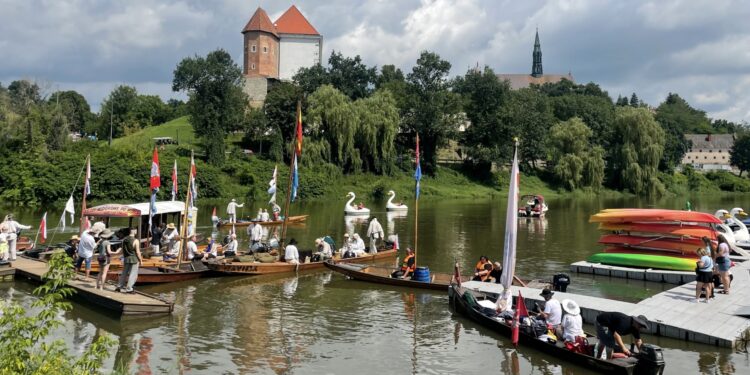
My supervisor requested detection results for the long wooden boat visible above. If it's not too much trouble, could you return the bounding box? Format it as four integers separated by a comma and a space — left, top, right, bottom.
590, 209, 721, 224
105, 262, 209, 284
325, 262, 460, 291
448, 284, 666, 375
216, 215, 308, 228
206, 248, 397, 275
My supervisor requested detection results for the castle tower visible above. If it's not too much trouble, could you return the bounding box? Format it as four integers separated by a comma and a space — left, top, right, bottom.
531, 29, 543, 78
242, 7, 279, 78
274, 5, 323, 80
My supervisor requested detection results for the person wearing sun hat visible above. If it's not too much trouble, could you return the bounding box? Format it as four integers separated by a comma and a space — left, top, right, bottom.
560, 299, 584, 342
595, 311, 649, 359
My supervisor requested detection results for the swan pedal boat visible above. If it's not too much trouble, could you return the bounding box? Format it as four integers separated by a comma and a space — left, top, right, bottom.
344, 192, 370, 216
518, 194, 548, 217
216, 215, 308, 228
206, 248, 397, 275
448, 284, 666, 375
385, 190, 408, 212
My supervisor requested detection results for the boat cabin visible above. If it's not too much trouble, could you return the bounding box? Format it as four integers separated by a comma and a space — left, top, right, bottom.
83, 201, 198, 240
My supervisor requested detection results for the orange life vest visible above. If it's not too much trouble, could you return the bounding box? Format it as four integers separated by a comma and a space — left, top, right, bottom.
401, 254, 416, 272
475, 260, 493, 281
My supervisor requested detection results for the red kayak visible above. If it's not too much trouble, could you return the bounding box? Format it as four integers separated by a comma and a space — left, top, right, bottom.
590, 209, 721, 224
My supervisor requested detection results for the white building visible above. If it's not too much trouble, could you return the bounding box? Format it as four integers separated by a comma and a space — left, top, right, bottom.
682, 134, 735, 172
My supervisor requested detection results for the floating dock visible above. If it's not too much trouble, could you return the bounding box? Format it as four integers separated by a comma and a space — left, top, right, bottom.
0, 263, 15, 281
463, 257, 750, 348
570, 261, 696, 284
12, 257, 173, 316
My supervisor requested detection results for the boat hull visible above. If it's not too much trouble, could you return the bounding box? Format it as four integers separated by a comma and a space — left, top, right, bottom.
217, 215, 308, 228
386, 206, 408, 212
105, 265, 208, 285
325, 262, 457, 291
207, 249, 398, 275
598, 234, 704, 255
590, 209, 721, 224
587, 252, 696, 271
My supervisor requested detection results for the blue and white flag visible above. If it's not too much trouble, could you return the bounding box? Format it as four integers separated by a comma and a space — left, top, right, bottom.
291, 155, 299, 202
414, 135, 422, 199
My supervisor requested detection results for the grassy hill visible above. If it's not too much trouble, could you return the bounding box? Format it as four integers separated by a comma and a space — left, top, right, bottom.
112, 116, 196, 149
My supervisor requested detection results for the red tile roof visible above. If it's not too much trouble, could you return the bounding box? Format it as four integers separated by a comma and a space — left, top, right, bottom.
273, 5, 320, 36
242, 7, 278, 37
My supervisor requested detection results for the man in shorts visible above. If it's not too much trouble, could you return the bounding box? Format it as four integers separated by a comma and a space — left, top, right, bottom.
595, 312, 649, 359
75, 226, 101, 281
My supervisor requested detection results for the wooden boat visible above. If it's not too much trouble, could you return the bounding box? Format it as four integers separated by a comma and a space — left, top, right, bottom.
206, 248, 397, 275
105, 261, 209, 284
17, 236, 34, 251
325, 262, 460, 290
449, 284, 666, 375
216, 215, 308, 228
590, 209, 721, 224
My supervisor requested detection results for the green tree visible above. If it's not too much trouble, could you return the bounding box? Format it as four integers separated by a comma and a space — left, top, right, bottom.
629, 92, 640, 107
172, 49, 248, 166
730, 134, 750, 176
306, 85, 357, 169
352, 89, 399, 174
263, 82, 303, 146
546, 117, 604, 190
131, 94, 170, 127
0, 252, 115, 373
655, 93, 710, 171
327, 51, 377, 100
48, 90, 93, 134
404, 51, 463, 175
293, 64, 329, 96
615, 95, 629, 106
611, 106, 665, 196
502, 88, 555, 169
99, 85, 138, 139
8, 80, 42, 115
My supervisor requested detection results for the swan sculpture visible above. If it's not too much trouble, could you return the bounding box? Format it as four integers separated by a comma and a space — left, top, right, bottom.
344, 192, 370, 216
727, 207, 750, 249
714, 209, 739, 247
386, 190, 408, 212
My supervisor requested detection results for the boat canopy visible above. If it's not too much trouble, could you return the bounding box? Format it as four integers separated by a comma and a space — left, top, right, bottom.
520, 194, 544, 202
84, 201, 193, 218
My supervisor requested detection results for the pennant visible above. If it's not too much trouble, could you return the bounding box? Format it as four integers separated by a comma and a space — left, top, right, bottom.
61, 195, 75, 229
291, 155, 299, 202
171, 160, 178, 201
84, 157, 91, 197
268, 165, 277, 204
295, 103, 303, 156
414, 135, 422, 199
40, 212, 47, 244
511, 291, 529, 346
150, 147, 161, 191
189, 153, 197, 207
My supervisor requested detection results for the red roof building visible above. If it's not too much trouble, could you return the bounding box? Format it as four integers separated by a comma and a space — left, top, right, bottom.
273, 5, 320, 36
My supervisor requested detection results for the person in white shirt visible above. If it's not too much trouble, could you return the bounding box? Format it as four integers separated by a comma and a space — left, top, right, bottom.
186, 235, 199, 260
162, 223, 180, 260
224, 233, 238, 257
351, 233, 366, 257
260, 209, 270, 222
339, 233, 354, 258
75, 227, 100, 281
247, 222, 263, 248
366, 218, 384, 254
284, 238, 299, 264
0, 214, 32, 261
538, 288, 562, 326
226, 199, 244, 223
560, 299, 584, 342
314, 238, 332, 261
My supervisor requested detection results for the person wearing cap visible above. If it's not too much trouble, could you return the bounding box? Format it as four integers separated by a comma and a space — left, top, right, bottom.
161, 223, 179, 260
65, 235, 80, 258
271, 202, 281, 221
0, 214, 32, 261
75, 226, 101, 281
561, 299, 584, 342
391, 247, 416, 279
224, 233, 238, 257
595, 312, 649, 358
95, 229, 120, 290
538, 288, 562, 327
226, 199, 245, 223
314, 238, 332, 261
284, 238, 300, 264
366, 217, 384, 254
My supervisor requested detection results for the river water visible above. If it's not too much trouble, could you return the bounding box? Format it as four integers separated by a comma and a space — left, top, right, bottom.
2, 195, 750, 374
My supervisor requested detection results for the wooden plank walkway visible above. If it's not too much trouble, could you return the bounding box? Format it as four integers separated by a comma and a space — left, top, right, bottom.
463, 258, 750, 348
12, 257, 173, 316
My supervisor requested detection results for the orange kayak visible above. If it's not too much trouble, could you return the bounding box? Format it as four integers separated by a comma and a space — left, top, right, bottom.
590, 209, 721, 224
598, 222, 716, 238
598, 234, 705, 255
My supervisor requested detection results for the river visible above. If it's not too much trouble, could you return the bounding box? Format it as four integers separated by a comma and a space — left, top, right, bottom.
1, 195, 749, 374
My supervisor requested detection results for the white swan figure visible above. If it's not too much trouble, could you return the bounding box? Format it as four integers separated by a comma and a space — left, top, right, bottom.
344, 192, 370, 216
714, 209, 738, 246
386, 190, 408, 212
728, 207, 750, 247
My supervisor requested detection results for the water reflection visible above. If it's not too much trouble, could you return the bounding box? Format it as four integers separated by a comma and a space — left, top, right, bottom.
386, 210, 408, 236
344, 215, 369, 235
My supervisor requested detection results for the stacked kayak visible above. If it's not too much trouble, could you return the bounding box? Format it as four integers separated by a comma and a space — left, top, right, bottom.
587, 208, 723, 271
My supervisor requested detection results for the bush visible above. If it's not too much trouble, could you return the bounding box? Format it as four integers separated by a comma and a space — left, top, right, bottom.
706, 171, 750, 192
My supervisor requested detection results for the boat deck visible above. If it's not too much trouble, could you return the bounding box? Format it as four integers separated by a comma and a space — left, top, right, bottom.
463, 257, 750, 348
11, 257, 173, 316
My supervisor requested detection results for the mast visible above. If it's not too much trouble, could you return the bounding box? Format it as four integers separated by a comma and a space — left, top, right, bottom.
280, 101, 301, 245
79, 154, 90, 237
413, 135, 421, 268
177, 152, 194, 267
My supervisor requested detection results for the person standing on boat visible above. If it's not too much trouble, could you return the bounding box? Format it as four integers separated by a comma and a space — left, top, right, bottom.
367, 217, 384, 254
391, 247, 416, 279
150, 222, 165, 256
116, 227, 143, 293
0, 214, 31, 261
595, 312, 649, 359
226, 199, 244, 224
271, 202, 281, 221
260, 209, 270, 222
224, 233, 238, 257
248, 222, 263, 250
284, 238, 300, 264
538, 289, 562, 327
95, 229, 119, 290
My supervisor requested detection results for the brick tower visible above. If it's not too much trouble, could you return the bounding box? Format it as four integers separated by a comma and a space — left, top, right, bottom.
242, 7, 279, 78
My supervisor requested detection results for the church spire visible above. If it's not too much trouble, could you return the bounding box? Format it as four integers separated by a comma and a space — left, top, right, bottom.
531, 28, 543, 77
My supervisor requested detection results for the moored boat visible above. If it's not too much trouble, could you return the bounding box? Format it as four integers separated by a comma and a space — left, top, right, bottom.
325, 262, 460, 290
518, 194, 548, 217
105, 262, 209, 284
216, 215, 308, 228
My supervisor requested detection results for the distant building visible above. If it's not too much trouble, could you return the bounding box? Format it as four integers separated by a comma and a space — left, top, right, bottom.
682, 134, 735, 172
497, 30, 574, 89
241, 5, 322, 106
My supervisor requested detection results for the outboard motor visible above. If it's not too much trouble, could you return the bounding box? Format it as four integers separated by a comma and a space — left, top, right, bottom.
553, 273, 571, 292
525, 206, 532, 216
634, 344, 666, 375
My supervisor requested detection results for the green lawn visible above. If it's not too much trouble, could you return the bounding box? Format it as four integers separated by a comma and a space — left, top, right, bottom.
112, 116, 195, 149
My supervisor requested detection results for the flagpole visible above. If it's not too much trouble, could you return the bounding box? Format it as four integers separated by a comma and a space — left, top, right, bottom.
413, 135, 420, 269
281, 101, 301, 246
49, 161, 86, 245
177, 152, 194, 268
79, 154, 90, 237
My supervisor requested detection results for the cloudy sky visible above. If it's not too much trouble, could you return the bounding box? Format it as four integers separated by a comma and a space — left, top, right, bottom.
1, 0, 748, 122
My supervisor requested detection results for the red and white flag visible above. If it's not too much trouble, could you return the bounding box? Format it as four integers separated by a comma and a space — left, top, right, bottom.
40, 212, 47, 244
511, 291, 529, 346
150, 147, 161, 191
189, 153, 197, 207
171, 160, 178, 201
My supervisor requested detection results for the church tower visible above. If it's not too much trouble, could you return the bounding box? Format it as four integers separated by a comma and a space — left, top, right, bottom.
242, 7, 279, 78
531, 29, 543, 78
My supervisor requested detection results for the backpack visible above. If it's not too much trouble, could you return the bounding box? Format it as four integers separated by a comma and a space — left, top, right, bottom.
323, 236, 336, 250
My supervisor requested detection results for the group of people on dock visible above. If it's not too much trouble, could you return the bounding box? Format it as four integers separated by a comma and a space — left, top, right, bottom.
72, 222, 142, 293
695, 234, 733, 303
0, 214, 31, 262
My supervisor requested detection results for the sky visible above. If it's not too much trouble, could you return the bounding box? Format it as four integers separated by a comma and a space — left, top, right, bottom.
1, 0, 748, 123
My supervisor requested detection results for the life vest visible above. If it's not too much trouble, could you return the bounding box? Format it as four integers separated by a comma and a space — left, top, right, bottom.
401, 254, 415, 272
475, 260, 493, 281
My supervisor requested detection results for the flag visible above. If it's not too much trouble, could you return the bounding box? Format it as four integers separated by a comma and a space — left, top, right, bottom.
511, 291, 529, 346
212, 207, 217, 217
295, 103, 303, 156
499, 140, 520, 305
171, 160, 178, 201
61, 195, 75, 229
268, 165, 277, 204
189, 153, 197, 207
84, 157, 91, 197
291, 155, 299, 201
453, 261, 461, 287
414, 135, 422, 199
150, 147, 160, 227
81, 156, 91, 231
39, 212, 47, 244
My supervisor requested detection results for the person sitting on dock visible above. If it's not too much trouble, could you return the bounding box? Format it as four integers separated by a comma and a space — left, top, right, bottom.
538, 288, 562, 328
351, 233, 366, 257
595, 312, 649, 359
224, 233, 238, 257
284, 238, 300, 264
472, 256, 493, 282
314, 238, 332, 261
695, 247, 714, 303
226, 199, 244, 224
560, 299, 584, 343
391, 247, 416, 279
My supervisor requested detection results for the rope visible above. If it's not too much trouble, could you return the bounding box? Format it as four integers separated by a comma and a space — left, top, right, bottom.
47, 160, 87, 246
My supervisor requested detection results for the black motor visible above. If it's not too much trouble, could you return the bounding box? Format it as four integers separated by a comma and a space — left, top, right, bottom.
634, 344, 666, 375
553, 273, 571, 292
